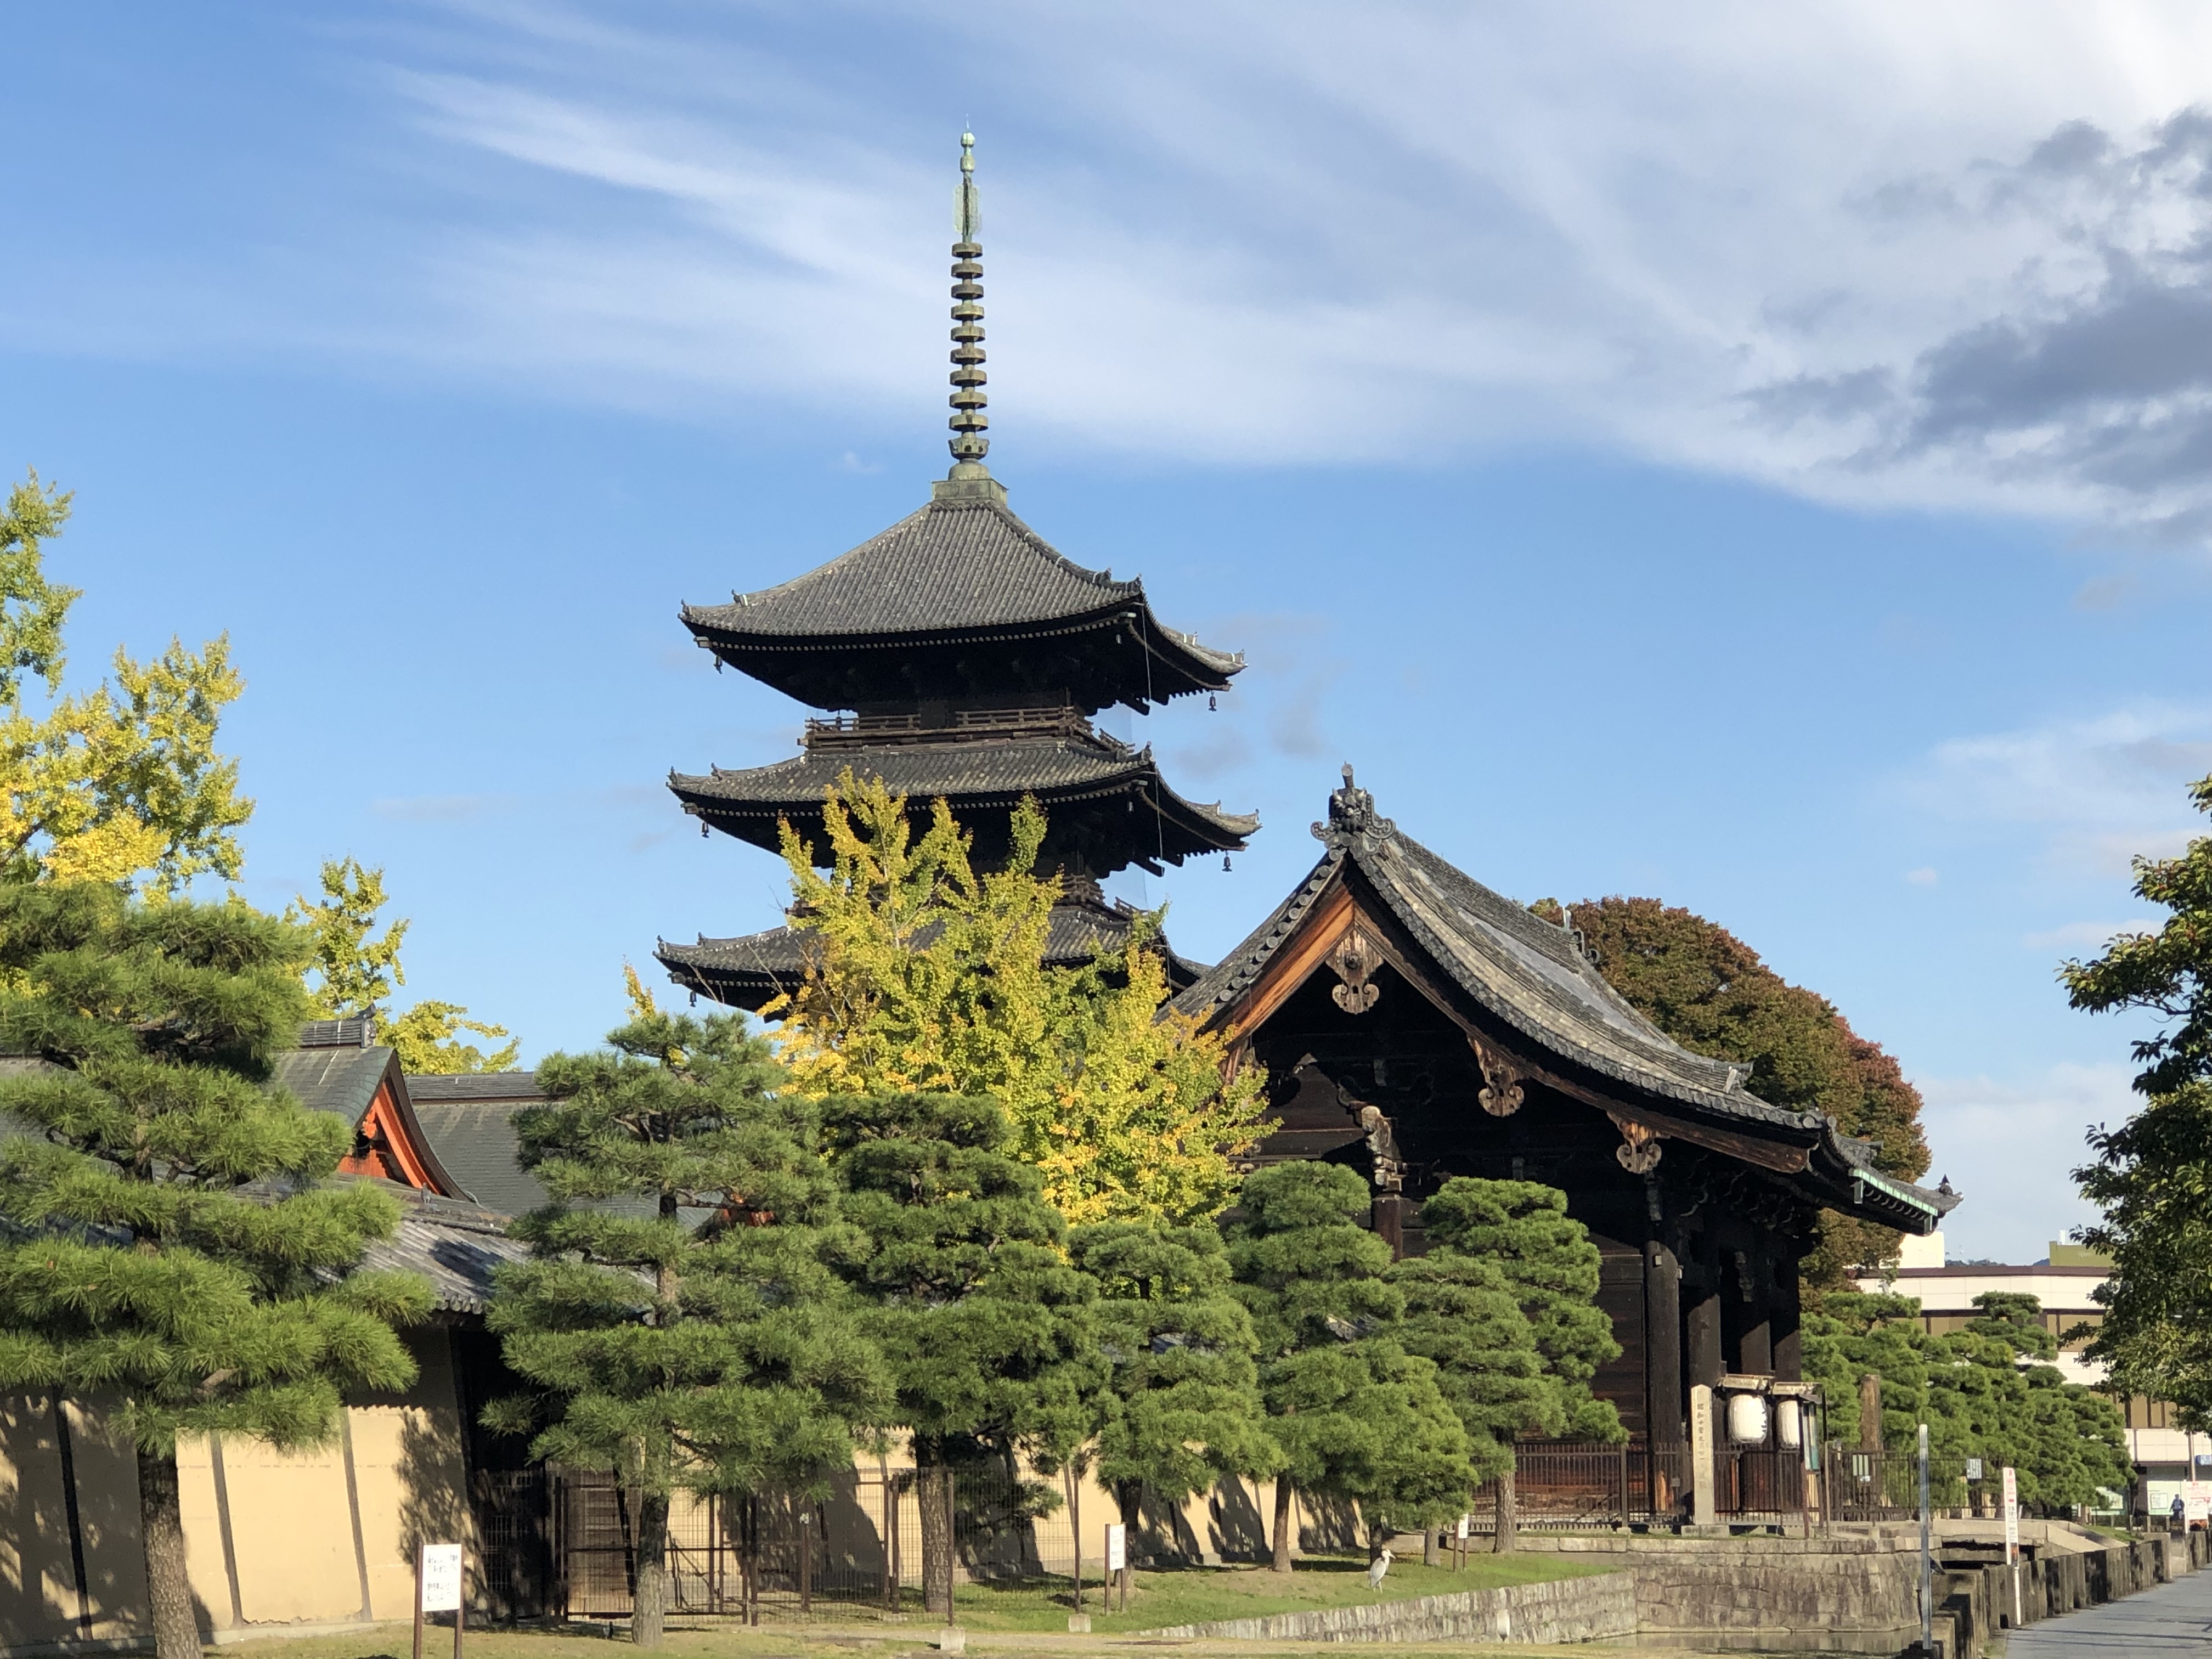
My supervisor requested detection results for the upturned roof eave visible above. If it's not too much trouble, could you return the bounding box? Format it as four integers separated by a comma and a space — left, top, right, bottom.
1172, 793, 1955, 1232
680, 597, 1244, 696
665, 750, 1260, 849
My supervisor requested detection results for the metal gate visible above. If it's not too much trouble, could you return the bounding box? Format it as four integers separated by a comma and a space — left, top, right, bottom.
556, 1463, 1082, 1621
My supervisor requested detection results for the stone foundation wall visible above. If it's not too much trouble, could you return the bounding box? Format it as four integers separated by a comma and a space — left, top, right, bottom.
1138, 1572, 1637, 1645
1521, 1535, 1925, 1653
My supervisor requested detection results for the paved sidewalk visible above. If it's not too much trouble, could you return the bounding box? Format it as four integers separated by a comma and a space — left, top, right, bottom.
2002, 1561, 2212, 1653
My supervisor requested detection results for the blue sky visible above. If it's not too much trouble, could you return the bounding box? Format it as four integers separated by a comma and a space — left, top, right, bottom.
7, 2, 2211, 1262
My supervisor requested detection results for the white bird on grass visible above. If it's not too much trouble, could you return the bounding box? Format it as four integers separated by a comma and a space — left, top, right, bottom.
1367, 1548, 1394, 1590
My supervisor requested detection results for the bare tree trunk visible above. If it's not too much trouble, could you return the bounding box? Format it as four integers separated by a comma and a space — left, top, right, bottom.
1271, 1477, 1295, 1573
1115, 1483, 1142, 1606
918, 1466, 953, 1615
1492, 1465, 1518, 1555
138, 1444, 200, 1659
1423, 1527, 1440, 1566
630, 1489, 671, 1646
1065, 1466, 1083, 1608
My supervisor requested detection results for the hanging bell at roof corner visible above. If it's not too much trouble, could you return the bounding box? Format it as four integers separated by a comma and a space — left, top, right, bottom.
1223, 855, 1232, 871
1209, 693, 1217, 710
689, 990, 698, 1007
700, 820, 709, 838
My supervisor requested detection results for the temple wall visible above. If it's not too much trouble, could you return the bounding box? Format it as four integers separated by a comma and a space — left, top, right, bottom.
0, 1328, 470, 1652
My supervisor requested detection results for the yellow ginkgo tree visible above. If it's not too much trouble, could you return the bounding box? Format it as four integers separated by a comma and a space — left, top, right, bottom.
291, 855, 520, 1073
764, 770, 1269, 1225
0, 471, 250, 891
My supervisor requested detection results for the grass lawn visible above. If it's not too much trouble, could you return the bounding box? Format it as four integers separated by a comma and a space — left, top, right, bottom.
204, 1556, 1620, 1659
943, 1551, 1611, 1632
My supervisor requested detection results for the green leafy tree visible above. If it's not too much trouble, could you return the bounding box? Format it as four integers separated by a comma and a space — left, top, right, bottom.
2064, 774, 2212, 1425
2064, 773, 2212, 1098
823, 1091, 1103, 1611
1226, 1163, 1473, 1568
2074, 1083, 2212, 1425
0, 471, 251, 891
486, 1008, 885, 1649
1414, 1178, 1621, 1549
1552, 896, 1930, 1288
1802, 1290, 2131, 1511
1069, 1219, 1280, 1589
769, 774, 1269, 1224
292, 855, 519, 1072
0, 884, 430, 1659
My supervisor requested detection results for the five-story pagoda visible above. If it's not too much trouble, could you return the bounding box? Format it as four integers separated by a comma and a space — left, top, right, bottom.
658, 134, 1257, 1009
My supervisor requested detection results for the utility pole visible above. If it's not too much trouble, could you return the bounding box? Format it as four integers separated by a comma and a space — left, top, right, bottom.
1917, 1423, 1932, 1656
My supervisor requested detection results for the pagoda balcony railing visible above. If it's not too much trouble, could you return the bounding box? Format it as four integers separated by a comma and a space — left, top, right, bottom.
803, 706, 1134, 758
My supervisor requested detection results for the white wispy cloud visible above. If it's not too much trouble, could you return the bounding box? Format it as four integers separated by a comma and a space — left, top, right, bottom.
25, 2, 2212, 538
2020, 918, 2159, 951
1900, 702, 2212, 873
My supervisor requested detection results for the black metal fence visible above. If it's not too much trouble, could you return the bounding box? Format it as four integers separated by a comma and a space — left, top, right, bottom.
552, 1463, 1090, 1623
1821, 1443, 2005, 1523
1462, 1440, 1804, 1530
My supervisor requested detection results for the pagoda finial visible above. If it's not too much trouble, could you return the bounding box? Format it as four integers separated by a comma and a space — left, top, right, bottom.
946, 130, 990, 478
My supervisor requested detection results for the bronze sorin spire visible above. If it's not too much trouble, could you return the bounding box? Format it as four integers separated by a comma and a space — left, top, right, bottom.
947, 130, 990, 476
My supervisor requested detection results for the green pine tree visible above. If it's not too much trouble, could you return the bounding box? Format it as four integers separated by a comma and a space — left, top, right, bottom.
1226, 1163, 1473, 1568
0, 883, 432, 1659
1415, 1178, 1622, 1550
1387, 1244, 1550, 1496
1069, 1219, 1280, 1590
822, 1091, 1104, 1612
1801, 1290, 2131, 1510
486, 1008, 886, 1649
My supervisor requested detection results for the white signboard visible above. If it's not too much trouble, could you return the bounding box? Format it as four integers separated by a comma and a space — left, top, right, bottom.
2183, 1480, 2212, 1523
419, 1543, 464, 1613
1455, 1514, 1470, 1542
1104, 1524, 1126, 1573
2000, 1468, 2018, 1565
1964, 1458, 1983, 1483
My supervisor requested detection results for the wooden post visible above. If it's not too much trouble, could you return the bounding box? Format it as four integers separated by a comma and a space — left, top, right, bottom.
1859, 1374, 1883, 1450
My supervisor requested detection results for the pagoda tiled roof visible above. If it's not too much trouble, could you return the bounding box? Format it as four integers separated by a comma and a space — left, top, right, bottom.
1176, 771, 1959, 1233
681, 493, 1241, 707
669, 736, 1258, 857
658, 898, 1209, 1012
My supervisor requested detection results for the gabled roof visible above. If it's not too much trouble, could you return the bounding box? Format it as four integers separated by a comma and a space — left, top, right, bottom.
405, 1073, 550, 1221
658, 896, 1209, 1012
670, 737, 1257, 866
680, 493, 1242, 710
1178, 769, 1959, 1233
354, 1188, 534, 1315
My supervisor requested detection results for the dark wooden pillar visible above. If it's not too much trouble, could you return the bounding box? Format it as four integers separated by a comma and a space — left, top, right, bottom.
1645, 1236, 1684, 1444
1372, 1193, 1404, 1259
1772, 1261, 1803, 1382
1685, 1234, 1724, 1390
1737, 1313, 1773, 1377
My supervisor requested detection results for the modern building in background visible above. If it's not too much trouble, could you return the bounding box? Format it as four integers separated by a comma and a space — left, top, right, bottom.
1857, 1233, 2196, 1515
